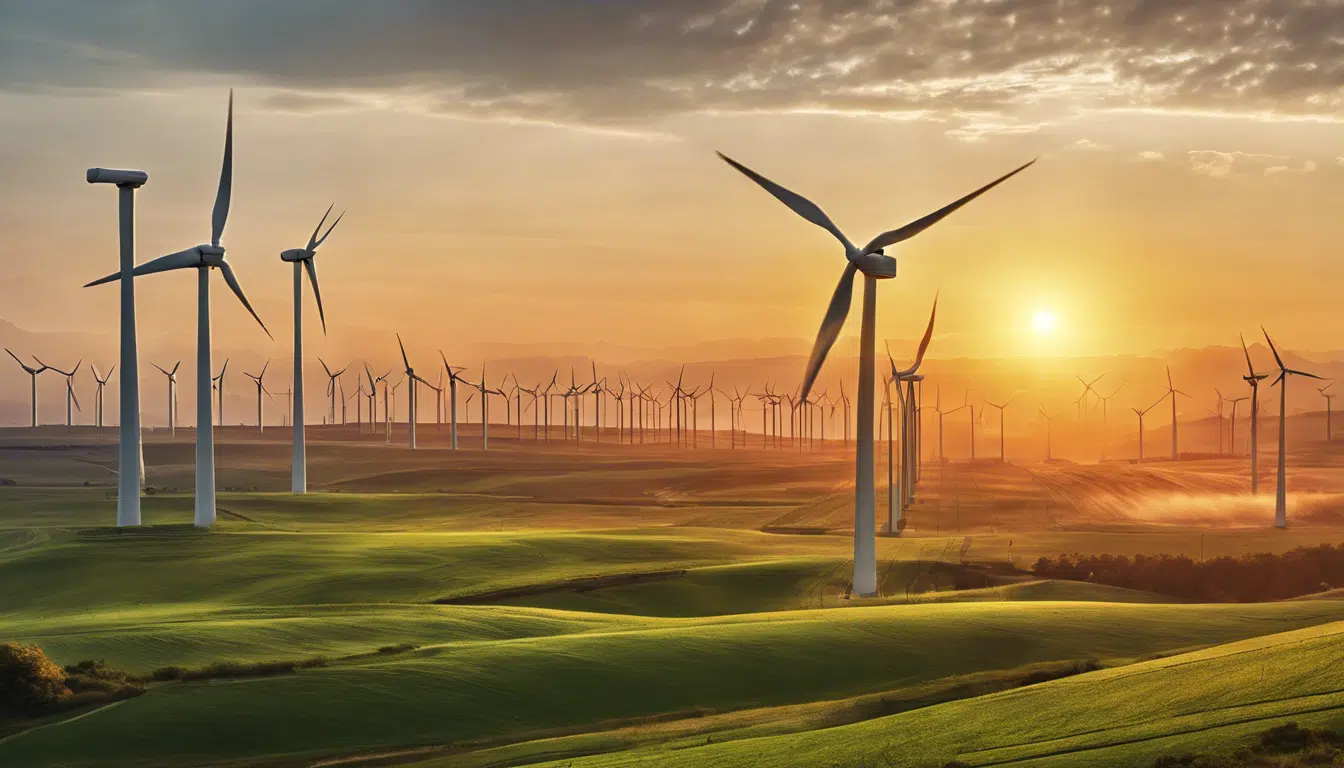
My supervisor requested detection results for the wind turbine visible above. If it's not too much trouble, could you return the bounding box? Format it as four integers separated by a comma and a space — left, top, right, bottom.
281, 204, 342, 492
85, 90, 270, 528
37, 358, 82, 427
1096, 381, 1126, 460
1211, 389, 1226, 455
718, 150, 1033, 597
6, 350, 47, 427
1039, 406, 1054, 461
85, 165, 148, 526
151, 362, 181, 436
1133, 396, 1164, 463
438, 353, 470, 450
242, 361, 270, 436
318, 359, 349, 426
1227, 395, 1248, 456
1241, 333, 1270, 493
396, 336, 435, 450
90, 365, 116, 430
1076, 374, 1105, 420
984, 397, 1015, 463
212, 359, 229, 428
1162, 366, 1189, 460
885, 297, 936, 534
1320, 383, 1336, 442
1263, 329, 1322, 529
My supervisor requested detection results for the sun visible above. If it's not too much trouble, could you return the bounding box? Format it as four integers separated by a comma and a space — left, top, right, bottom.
1031, 309, 1058, 335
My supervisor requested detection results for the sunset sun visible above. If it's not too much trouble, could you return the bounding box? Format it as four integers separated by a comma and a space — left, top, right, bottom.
1031, 309, 1058, 335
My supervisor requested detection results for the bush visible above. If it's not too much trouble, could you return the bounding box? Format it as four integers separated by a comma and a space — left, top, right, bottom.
0, 643, 72, 718
147, 656, 328, 683
376, 643, 420, 655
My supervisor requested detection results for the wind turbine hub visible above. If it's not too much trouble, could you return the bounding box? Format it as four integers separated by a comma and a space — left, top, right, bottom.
280, 248, 310, 262
854, 250, 897, 279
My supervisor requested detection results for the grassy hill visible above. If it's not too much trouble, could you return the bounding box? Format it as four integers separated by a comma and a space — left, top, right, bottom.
3, 601, 1343, 766
541, 620, 1344, 767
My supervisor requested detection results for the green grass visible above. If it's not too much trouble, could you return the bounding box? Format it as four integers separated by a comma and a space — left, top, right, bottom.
544, 621, 1344, 768
7, 604, 649, 674
4, 601, 1344, 767
0, 527, 756, 615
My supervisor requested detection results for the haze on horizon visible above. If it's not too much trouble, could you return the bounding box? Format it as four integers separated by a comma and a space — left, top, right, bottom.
1, 0, 1341, 368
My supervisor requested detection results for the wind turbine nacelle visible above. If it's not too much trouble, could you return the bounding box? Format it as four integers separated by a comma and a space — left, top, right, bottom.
854, 250, 897, 279
198, 245, 225, 264
280, 248, 312, 262
86, 168, 149, 187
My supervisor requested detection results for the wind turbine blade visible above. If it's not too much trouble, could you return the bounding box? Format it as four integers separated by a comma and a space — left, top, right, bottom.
1288, 369, 1325, 380
303, 259, 327, 335
69, 382, 81, 411
211, 89, 233, 248
171, 361, 181, 375
1262, 327, 1286, 370
799, 261, 858, 401
397, 334, 410, 371
218, 262, 271, 339
259, 360, 269, 379
5, 349, 29, 370
314, 210, 345, 249
1166, 366, 1173, 390
306, 204, 334, 251
862, 159, 1036, 254
320, 358, 332, 378
716, 151, 855, 252
910, 294, 938, 370
85, 248, 202, 287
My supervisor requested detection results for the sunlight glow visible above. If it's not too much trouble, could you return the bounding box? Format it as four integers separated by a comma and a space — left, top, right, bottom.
1032, 310, 1058, 335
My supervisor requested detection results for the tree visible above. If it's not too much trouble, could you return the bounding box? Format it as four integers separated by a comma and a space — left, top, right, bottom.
0, 642, 69, 717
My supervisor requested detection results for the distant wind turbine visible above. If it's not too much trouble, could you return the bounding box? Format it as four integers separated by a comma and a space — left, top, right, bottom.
6, 350, 47, 427
37, 358, 82, 427
397, 335, 434, 450
91, 364, 116, 429
718, 150, 1033, 597
212, 359, 229, 428
885, 296, 936, 534
1039, 406, 1054, 461
1133, 396, 1164, 463
282, 204, 342, 493
151, 362, 181, 436
1241, 333, 1270, 493
1162, 366, 1189, 460
84, 90, 270, 528
242, 361, 270, 436
1320, 383, 1336, 442
984, 397, 1015, 463
1263, 328, 1323, 529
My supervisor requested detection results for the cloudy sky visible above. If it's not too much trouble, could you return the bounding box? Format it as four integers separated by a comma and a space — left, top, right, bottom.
1, 0, 1341, 367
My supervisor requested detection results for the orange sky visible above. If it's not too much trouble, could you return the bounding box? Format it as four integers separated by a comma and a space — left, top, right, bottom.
1, 2, 1342, 385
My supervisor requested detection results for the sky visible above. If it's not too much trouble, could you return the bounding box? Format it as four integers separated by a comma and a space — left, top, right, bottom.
1, 0, 1342, 377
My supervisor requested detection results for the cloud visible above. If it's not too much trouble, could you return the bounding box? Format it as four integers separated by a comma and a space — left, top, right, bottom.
1186, 149, 1316, 178
1, 0, 1340, 128
1071, 139, 1110, 151
1264, 160, 1318, 175
1136, 150, 1166, 162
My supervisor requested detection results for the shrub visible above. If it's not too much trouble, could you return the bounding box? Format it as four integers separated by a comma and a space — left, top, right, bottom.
0, 643, 70, 717
147, 656, 328, 683
376, 643, 420, 655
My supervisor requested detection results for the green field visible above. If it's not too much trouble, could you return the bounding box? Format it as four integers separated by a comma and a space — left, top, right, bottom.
4, 436, 1344, 767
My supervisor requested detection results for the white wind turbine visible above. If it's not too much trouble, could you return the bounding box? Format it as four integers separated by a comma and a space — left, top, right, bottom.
1241, 333, 1270, 493
151, 362, 181, 436
438, 352, 469, 450
318, 359, 349, 427
6, 350, 47, 427
212, 359, 229, 428
85, 165, 148, 527
397, 335, 434, 450
719, 151, 1033, 597
281, 205, 343, 493
884, 296, 936, 535
242, 361, 270, 436
1263, 328, 1322, 529
85, 90, 271, 528
37, 358, 82, 427
90, 365, 116, 430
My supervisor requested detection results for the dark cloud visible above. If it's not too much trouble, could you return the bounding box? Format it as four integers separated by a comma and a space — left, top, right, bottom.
0, 0, 1339, 123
